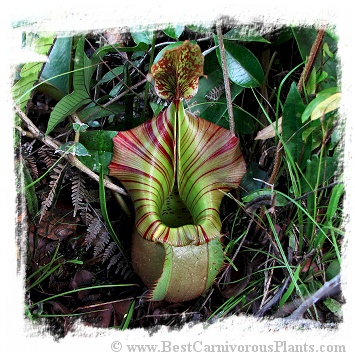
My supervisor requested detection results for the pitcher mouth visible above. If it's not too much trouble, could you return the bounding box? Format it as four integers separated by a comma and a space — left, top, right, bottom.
109, 100, 246, 247
160, 184, 194, 228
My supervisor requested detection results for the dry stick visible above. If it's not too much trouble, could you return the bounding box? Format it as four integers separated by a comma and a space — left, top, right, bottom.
216, 21, 235, 134
288, 273, 341, 320
297, 28, 326, 93
14, 104, 128, 197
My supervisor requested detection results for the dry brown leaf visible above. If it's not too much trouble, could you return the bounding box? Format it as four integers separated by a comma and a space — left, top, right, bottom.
255, 117, 282, 140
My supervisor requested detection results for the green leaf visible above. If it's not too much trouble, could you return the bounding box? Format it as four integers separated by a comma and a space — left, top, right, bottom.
186, 51, 243, 126
78, 103, 125, 122
46, 37, 98, 134
323, 298, 342, 319
186, 24, 213, 34
131, 29, 155, 45
292, 28, 338, 90
311, 92, 341, 121
326, 181, 344, 222
150, 102, 165, 116
233, 106, 256, 134
305, 67, 317, 95
95, 42, 149, 58
281, 82, 308, 167
279, 265, 301, 307
303, 155, 339, 192
99, 164, 123, 249
239, 162, 268, 197
79, 130, 117, 174
41, 36, 73, 95
96, 66, 124, 86
325, 261, 340, 281
12, 35, 55, 110
163, 25, 185, 40
56, 142, 90, 156
223, 27, 270, 43
119, 300, 135, 330
302, 87, 339, 122
73, 123, 89, 132
151, 41, 204, 100
214, 37, 264, 87
242, 189, 289, 207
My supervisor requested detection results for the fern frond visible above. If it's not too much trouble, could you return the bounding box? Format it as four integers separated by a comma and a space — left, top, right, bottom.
23, 141, 39, 179
85, 216, 103, 248
94, 230, 110, 257
71, 171, 88, 217
38, 147, 59, 169
103, 241, 118, 262
39, 163, 67, 222
107, 252, 122, 271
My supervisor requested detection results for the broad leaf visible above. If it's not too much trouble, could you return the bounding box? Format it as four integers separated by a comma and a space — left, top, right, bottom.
78, 103, 125, 122
41, 36, 73, 95
79, 130, 118, 174
151, 41, 205, 100
12, 35, 55, 111
55, 142, 90, 157
95, 66, 124, 86
302, 87, 339, 122
46, 37, 99, 134
214, 36, 264, 88
281, 82, 309, 168
95, 42, 149, 58
163, 25, 185, 40
131, 29, 155, 45
311, 92, 341, 121
223, 27, 270, 43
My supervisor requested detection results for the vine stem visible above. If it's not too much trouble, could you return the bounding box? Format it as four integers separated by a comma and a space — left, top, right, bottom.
216, 21, 235, 134
14, 104, 128, 197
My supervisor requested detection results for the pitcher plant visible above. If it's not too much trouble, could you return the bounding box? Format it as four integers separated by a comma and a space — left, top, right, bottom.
109, 41, 246, 302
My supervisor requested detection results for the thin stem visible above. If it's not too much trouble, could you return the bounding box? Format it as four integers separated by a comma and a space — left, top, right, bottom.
216, 21, 235, 134
142, 31, 157, 121
297, 28, 326, 93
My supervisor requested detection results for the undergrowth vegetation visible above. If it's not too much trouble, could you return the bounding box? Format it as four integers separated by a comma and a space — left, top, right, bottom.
13, 21, 343, 337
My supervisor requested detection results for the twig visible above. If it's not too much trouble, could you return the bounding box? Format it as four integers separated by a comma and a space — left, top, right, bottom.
297, 28, 326, 93
255, 276, 290, 317
14, 105, 128, 196
216, 21, 235, 134
288, 273, 341, 320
